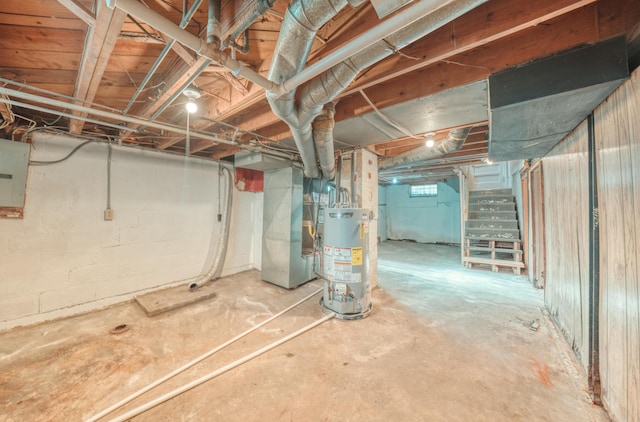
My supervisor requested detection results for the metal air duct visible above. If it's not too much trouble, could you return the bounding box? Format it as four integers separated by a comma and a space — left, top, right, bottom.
267, 0, 351, 179
378, 126, 471, 170
222, 0, 277, 48
312, 103, 336, 180
268, 0, 486, 180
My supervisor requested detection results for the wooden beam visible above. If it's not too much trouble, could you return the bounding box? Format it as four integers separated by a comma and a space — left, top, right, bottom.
247, 0, 605, 142
171, 42, 197, 66
57, 0, 95, 27
211, 145, 243, 159
122, 55, 211, 146
340, 0, 598, 97
191, 139, 218, 153
333, 4, 604, 123
69, 1, 126, 133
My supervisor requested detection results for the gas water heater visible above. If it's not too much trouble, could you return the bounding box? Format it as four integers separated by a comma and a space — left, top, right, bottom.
321, 208, 372, 319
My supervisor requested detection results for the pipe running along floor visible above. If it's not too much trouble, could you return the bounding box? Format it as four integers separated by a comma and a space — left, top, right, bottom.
0, 240, 607, 421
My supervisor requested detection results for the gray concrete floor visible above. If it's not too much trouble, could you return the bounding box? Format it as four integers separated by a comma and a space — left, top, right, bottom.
0, 240, 608, 421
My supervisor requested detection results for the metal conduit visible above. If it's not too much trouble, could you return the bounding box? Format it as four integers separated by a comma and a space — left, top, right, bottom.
106, 0, 276, 92
0, 86, 236, 146
0, 86, 298, 161
123, 0, 203, 113
188, 165, 233, 291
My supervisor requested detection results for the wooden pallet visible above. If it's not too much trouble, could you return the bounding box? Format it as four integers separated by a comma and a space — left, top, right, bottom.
462, 256, 525, 275
463, 238, 523, 274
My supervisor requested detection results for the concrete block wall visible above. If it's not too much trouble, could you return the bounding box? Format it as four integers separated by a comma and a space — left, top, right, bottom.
385, 181, 461, 244
0, 134, 261, 330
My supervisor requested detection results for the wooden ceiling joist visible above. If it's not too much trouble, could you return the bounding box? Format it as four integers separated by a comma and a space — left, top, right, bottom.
120, 55, 211, 147
57, 0, 95, 27
340, 0, 598, 97
69, 0, 126, 134
235, 0, 609, 142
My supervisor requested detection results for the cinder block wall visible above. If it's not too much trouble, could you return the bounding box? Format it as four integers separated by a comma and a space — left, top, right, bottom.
385, 182, 461, 244
0, 134, 261, 330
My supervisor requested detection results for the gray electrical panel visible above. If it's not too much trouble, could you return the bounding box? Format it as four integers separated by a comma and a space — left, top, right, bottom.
0, 139, 30, 207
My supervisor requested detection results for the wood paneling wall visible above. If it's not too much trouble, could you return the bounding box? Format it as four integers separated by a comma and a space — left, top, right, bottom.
595, 68, 640, 422
542, 121, 591, 370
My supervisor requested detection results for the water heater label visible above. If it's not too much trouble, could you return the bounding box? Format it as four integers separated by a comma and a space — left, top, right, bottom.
351, 247, 362, 265
333, 247, 351, 261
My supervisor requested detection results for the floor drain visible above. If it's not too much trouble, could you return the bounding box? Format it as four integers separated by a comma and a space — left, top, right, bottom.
110, 324, 130, 334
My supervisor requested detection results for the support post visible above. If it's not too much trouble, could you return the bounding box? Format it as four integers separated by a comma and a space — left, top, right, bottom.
587, 112, 601, 404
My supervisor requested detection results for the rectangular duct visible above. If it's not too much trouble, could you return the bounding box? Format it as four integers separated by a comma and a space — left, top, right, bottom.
488, 36, 629, 161
234, 150, 292, 171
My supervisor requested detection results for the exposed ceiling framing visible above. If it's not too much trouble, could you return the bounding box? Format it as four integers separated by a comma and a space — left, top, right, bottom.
1, 0, 639, 184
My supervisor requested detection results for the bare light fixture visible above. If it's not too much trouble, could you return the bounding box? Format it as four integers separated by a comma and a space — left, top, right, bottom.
424, 132, 435, 148
183, 86, 201, 114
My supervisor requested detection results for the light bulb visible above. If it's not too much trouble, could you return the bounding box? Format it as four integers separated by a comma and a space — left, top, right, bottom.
186, 100, 197, 113
425, 139, 435, 148
393, 177, 398, 184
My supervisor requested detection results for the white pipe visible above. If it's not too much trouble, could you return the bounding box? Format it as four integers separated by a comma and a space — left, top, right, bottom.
106, 0, 276, 92
86, 287, 323, 422
2, 86, 295, 161
187, 166, 233, 291
106, 311, 335, 422
0, 86, 236, 146
280, 0, 451, 95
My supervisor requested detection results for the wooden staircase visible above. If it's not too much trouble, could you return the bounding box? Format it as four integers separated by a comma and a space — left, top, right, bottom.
463, 188, 524, 275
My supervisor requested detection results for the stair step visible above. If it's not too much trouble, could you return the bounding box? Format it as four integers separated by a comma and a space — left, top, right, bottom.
469, 203, 515, 212
465, 228, 521, 241
468, 211, 516, 220
469, 189, 513, 197
468, 195, 514, 204
465, 220, 519, 230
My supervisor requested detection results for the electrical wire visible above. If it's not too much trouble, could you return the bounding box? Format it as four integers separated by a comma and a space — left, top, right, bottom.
358, 89, 421, 140
126, 14, 165, 43
0, 93, 15, 130
28, 140, 98, 166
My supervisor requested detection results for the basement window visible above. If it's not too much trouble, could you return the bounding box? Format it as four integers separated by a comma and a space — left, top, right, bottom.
410, 184, 438, 198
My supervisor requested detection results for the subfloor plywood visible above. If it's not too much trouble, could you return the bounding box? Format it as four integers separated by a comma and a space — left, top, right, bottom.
134, 282, 219, 317
0, 242, 608, 422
